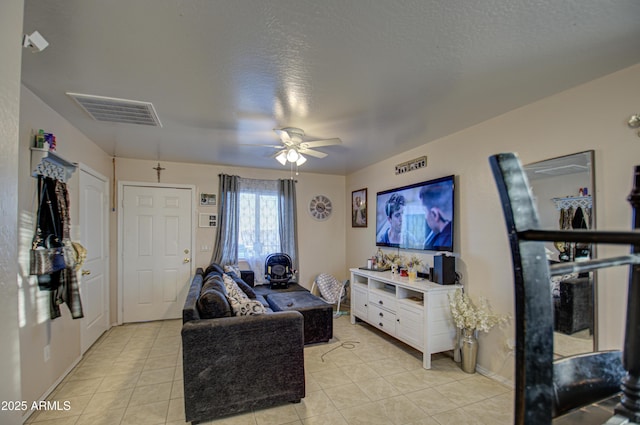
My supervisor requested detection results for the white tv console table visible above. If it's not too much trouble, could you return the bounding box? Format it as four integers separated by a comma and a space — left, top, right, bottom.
350, 268, 461, 369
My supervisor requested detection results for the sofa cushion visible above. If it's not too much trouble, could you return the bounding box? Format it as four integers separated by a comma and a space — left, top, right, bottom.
225, 271, 257, 299
223, 273, 266, 316
204, 262, 225, 277
202, 273, 227, 295
255, 294, 269, 309
197, 287, 232, 319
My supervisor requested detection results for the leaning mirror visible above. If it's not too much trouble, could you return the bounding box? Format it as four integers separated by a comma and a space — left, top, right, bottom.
524, 150, 596, 356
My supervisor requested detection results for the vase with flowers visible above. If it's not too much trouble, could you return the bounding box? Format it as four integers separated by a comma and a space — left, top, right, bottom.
448, 289, 510, 373
405, 255, 422, 281
378, 252, 399, 275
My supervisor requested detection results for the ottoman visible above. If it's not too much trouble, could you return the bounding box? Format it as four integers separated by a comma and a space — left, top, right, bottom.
253, 282, 308, 297
267, 291, 333, 344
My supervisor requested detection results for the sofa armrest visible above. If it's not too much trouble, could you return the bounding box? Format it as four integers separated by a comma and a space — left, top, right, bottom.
181, 311, 305, 422
241, 269, 255, 287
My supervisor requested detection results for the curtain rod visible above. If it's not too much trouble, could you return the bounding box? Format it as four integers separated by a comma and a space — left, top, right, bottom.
217, 173, 297, 183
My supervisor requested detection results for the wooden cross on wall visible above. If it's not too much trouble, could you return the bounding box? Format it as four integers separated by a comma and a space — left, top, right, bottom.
153, 162, 165, 183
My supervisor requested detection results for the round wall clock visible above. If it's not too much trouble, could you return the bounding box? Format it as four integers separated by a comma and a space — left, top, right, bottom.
309, 195, 333, 221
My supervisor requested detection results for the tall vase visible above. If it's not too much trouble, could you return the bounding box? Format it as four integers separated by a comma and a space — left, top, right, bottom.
453, 327, 461, 363
460, 328, 478, 373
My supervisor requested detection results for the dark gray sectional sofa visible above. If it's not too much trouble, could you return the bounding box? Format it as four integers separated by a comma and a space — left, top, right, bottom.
181, 265, 306, 423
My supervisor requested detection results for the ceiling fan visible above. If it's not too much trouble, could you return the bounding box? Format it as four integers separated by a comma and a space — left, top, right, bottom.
265, 127, 342, 166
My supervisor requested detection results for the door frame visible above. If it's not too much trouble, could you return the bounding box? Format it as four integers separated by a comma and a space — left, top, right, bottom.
78, 163, 110, 352
117, 181, 196, 325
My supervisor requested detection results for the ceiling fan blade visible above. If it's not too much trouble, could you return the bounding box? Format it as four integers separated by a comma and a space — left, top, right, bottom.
273, 128, 293, 143
301, 138, 342, 148
299, 148, 328, 158
241, 144, 284, 149
270, 149, 287, 158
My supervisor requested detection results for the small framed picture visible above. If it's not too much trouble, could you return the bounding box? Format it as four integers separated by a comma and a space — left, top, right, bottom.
199, 213, 217, 228
200, 193, 216, 206
351, 188, 367, 227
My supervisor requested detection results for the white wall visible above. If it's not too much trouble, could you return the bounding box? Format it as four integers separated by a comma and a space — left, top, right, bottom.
0, 1, 25, 424
346, 63, 640, 382
18, 87, 112, 409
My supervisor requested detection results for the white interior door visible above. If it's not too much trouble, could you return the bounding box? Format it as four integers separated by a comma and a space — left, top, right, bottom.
122, 185, 193, 322
79, 167, 110, 353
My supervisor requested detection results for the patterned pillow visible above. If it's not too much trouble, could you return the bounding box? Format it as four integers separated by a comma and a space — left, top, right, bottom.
223, 272, 257, 299
550, 273, 579, 298
224, 264, 241, 276
222, 273, 266, 316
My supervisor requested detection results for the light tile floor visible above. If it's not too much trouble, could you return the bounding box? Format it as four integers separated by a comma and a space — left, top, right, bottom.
25, 315, 515, 425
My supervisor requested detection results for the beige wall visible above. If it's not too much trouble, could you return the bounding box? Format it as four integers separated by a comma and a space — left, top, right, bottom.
346, 63, 640, 382
18, 87, 113, 409
113, 158, 347, 301
1, 1, 25, 424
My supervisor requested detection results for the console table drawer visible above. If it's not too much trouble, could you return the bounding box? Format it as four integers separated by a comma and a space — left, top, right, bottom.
368, 304, 396, 333
369, 290, 396, 312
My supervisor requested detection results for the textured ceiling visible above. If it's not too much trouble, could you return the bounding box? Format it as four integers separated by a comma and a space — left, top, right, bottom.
21, 0, 640, 175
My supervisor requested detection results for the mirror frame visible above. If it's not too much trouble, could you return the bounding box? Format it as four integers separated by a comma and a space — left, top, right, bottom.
524, 150, 597, 353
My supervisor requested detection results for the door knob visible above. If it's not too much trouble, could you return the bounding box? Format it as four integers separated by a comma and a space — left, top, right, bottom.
81, 269, 91, 276
183, 258, 191, 264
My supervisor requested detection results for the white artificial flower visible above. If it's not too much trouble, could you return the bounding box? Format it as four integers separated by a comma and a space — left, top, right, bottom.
448, 289, 510, 333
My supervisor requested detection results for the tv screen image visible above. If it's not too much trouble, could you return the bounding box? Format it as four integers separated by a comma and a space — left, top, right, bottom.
375, 175, 455, 252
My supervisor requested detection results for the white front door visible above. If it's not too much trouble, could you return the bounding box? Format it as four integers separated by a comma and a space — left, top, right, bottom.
79, 167, 110, 353
122, 185, 193, 322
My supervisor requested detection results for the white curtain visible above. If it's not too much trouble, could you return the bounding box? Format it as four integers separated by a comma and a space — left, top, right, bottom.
238, 178, 280, 283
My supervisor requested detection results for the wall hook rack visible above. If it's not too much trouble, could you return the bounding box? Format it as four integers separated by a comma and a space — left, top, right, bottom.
30, 148, 77, 182
551, 195, 592, 211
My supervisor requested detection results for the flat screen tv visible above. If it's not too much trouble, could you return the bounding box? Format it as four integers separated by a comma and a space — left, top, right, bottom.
375, 175, 455, 252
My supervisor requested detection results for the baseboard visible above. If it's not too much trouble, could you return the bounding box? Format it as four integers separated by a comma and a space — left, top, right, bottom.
475, 364, 515, 389
22, 354, 83, 424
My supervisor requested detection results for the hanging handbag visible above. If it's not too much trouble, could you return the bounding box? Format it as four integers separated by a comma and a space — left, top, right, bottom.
30, 177, 69, 276
30, 234, 66, 275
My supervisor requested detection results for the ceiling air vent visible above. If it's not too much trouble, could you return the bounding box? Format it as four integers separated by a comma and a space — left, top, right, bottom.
66, 92, 162, 127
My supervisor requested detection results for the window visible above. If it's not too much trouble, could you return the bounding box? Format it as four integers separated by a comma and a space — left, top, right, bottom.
238, 191, 280, 258
237, 179, 280, 279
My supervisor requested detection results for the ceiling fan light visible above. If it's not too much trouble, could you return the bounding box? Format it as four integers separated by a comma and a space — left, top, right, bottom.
296, 154, 307, 166
275, 151, 287, 165
286, 148, 299, 162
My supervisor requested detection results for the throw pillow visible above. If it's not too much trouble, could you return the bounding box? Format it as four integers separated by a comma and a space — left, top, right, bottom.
231, 275, 257, 299
202, 273, 227, 295
222, 273, 266, 316
197, 288, 232, 318
224, 264, 241, 276
550, 273, 579, 298
204, 262, 225, 277
221, 269, 257, 299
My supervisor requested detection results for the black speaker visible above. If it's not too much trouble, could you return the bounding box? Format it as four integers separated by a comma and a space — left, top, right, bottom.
433, 255, 456, 285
